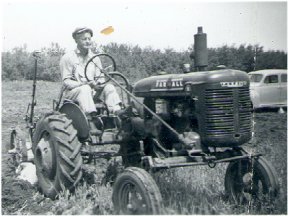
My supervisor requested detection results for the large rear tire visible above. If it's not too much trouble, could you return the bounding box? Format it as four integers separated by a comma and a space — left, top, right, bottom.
32, 112, 83, 199
225, 156, 279, 204
112, 167, 163, 214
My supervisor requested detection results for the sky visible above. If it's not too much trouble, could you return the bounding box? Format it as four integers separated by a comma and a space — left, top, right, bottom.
1, 0, 287, 52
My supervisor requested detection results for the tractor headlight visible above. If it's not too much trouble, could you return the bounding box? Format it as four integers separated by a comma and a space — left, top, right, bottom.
184, 83, 192, 92
155, 99, 168, 114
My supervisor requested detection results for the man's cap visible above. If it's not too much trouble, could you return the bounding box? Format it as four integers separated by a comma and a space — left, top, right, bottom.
72, 27, 93, 39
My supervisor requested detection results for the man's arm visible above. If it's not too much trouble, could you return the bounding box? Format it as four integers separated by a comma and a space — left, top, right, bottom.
93, 56, 106, 85
60, 55, 83, 90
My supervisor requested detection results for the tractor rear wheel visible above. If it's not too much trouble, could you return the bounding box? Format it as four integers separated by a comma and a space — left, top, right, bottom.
225, 156, 279, 204
32, 112, 83, 199
112, 167, 163, 214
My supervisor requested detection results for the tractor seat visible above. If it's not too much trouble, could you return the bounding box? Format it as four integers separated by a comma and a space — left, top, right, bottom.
62, 98, 108, 116
63, 99, 79, 106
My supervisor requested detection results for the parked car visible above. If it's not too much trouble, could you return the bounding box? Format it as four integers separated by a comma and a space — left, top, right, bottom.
248, 69, 287, 109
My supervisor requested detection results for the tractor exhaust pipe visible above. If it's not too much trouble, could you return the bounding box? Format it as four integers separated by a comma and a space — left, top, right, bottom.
193, 26, 208, 71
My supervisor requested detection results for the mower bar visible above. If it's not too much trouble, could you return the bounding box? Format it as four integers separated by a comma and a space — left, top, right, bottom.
27, 51, 41, 137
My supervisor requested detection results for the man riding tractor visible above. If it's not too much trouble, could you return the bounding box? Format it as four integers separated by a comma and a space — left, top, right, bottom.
60, 27, 123, 135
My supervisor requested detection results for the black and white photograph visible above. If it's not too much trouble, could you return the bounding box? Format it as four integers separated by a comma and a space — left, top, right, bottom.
1, 0, 287, 214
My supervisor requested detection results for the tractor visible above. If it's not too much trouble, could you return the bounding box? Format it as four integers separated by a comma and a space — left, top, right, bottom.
9, 27, 279, 214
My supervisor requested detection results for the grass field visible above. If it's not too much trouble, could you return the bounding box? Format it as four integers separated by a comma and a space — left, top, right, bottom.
1, 80, 287, 214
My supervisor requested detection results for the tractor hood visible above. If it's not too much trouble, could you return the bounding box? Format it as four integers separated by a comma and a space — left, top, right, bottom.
133, 69, 250, 97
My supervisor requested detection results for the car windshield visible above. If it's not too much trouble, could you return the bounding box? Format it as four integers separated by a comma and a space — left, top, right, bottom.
249, 74, 263, 82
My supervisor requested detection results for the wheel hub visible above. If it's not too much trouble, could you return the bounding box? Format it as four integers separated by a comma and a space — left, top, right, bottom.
35, 136, 55, 178
243, 172, 253, 185
123, 183, 148, 214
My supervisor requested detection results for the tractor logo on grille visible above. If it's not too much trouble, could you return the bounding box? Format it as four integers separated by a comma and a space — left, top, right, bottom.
220, 81, 247, 87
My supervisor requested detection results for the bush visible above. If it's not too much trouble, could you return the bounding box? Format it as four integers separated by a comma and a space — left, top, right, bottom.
2, 43, 287, 82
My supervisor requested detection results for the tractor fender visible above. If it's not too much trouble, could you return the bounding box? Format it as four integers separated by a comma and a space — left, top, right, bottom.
59, 101, 89, 140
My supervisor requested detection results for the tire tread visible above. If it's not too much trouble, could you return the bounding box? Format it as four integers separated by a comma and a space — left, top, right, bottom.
32, 112, 83, 199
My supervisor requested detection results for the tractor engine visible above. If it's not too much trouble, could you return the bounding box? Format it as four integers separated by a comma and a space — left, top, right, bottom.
133, 69, 253, 149
140, 96, 199, 150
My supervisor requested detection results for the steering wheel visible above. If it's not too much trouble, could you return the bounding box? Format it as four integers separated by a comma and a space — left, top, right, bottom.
84, 53, 117, 85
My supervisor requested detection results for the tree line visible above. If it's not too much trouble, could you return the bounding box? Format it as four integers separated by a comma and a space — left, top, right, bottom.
2, 42, 287, 82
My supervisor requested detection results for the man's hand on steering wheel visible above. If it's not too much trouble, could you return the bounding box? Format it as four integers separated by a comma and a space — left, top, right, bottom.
88, 80, 103, 90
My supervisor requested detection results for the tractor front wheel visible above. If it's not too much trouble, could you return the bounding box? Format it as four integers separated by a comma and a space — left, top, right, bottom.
32, 112, 83, 199
225, 156, 279, 204
112, 167, 163, 214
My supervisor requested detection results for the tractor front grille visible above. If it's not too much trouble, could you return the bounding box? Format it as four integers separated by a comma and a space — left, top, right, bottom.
205, 88, 234, 136
204, 87, 252, 140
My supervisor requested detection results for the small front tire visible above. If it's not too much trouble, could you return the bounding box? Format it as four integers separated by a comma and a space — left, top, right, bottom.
112, 167, 163, 214
225, 156, 279, 204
